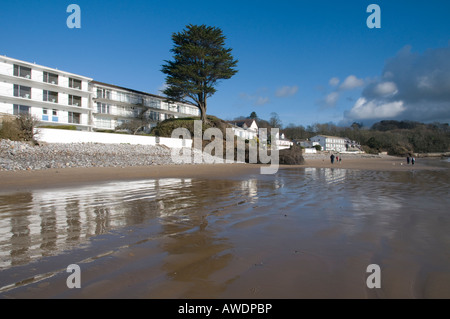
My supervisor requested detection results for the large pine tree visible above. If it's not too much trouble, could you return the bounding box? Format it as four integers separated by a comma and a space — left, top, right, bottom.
161, 24, 238, 123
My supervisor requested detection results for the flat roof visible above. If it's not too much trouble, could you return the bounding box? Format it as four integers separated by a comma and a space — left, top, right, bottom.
0, 55, 93, 81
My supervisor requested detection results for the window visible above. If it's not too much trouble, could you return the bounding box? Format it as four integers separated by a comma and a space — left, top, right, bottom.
145, 98, 161, 109
96, 88, 111, 99
43, 71, 58, 85
96, 102, 110, 114
13, 64, 31, 79
68, 95, 82, 106
124, 93, 141, 105
117, 119, 128, 127
95, 118, 112, 129
149, 111, 160, 121
132, 107, 146, 117
42, 108, 49, 121
13, 104, 30, 115
14, 84, 31, 98
115, 105, 130, 116
52, 109, 58, 122
69, 78, 82, 89
68, 112, 81, 124
43, 90, 58, 103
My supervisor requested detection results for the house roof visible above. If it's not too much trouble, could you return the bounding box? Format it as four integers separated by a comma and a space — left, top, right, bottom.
227, 119, 257, 129
312, 135, 346, 139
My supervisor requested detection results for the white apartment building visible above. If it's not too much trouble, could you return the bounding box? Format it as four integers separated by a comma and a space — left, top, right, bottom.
0, 55, 200, 132
0, 55, 92, 130
310, 135, 347, 152
91, 81, 199, 131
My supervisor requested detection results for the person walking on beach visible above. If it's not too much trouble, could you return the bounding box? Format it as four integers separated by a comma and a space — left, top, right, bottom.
330, 154, 335, 164
339, 156, 342, 164
407, 156, 410, 164
336, 155, 339, 163
411, 157, 415, 165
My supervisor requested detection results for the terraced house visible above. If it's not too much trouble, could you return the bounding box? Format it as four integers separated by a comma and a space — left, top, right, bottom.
0, 55, 200, 132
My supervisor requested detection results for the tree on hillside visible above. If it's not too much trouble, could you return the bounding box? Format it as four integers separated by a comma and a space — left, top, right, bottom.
269, 112, 282, 129
351, 122, 363, 130
161, 24, 238, 124
283, 123, 309, 140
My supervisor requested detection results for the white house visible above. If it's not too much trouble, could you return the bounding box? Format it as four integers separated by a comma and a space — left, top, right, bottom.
275, 133, 293, 150
228, 119, 259, 140
310, 135, 347, 152
0, 55, 200, 132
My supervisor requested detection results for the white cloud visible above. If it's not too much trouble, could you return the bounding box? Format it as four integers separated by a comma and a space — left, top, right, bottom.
339, 75, 365, 90
347, 98, 406, 120
239, 88, 270, 106
319, 75, 363, 108
373, 82, 398, 96
255, 96, 270, 105
239, 92, 250, 99
329, 77, 340, 87
324, 92, 340, 107
275, 85, 299, 97
345, 45, 450, 124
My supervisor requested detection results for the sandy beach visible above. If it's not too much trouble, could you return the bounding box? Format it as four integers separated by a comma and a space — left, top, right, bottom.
1, 155, 449, 299
0, 155, 435, 194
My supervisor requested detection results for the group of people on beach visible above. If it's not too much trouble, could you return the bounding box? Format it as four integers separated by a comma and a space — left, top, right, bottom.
330, 154, 341, 164
406, 155, 416, 165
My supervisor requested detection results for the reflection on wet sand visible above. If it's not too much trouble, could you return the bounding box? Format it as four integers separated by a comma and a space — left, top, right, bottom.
0, 179, 195, 269
0, 177, 254, 295
0, 163, 450, 298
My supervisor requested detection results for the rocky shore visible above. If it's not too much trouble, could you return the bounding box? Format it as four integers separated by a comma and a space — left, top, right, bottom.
1, 139, 414, 172
0, 139, 220, 171
302, 152, 387, 160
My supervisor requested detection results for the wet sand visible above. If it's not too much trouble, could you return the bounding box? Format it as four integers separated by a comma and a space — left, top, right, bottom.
0, 156, 434, 194
1, 156, 448, 299
0, 163, 260, 194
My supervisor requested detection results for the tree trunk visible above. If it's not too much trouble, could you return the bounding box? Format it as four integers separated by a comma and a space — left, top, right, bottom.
201, 108, 206, 123
199, 100, 207, 124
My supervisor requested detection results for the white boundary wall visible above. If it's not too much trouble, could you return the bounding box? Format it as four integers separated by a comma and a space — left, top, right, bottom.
36, 128, 192, 148
304, 148, 317, 154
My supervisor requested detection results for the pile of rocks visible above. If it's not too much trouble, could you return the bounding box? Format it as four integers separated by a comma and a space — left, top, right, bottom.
0, 139, 223, 171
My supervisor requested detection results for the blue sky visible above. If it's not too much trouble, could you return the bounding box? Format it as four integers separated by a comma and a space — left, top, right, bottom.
1, 0, 449, 127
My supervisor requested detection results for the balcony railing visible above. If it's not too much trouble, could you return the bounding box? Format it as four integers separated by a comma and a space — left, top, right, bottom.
2, 88, 87, 108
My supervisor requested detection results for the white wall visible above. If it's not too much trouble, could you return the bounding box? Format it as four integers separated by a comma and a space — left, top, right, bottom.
0, 59, 12, 75
159, 136, 193, 148
0, 82, 12, 99
37, 128, 192, 148
32, 69, 43, 82
304, 148, 317, 154
0, 101, 12, 114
